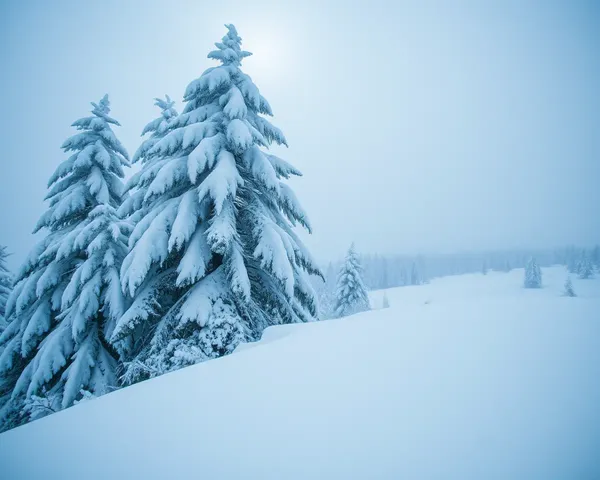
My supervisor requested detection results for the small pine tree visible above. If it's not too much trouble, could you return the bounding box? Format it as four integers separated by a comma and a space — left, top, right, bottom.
577, 255, 594, 279
563, 276, 576, 297
524, 257, 542, 288
481, 261, 488, 275
0, 246, 11, 332
334, 244, 370, 317
0, 96, 130, 428
382, 291, 390, 309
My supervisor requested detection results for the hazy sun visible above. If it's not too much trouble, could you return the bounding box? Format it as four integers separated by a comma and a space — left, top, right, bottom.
239, 28, 289, 84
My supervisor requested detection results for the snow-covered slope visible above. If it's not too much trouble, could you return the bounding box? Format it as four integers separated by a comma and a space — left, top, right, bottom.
1, 267, 599, 479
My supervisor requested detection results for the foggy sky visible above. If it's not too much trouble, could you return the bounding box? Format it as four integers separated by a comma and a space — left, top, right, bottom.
0, 0, 598, 271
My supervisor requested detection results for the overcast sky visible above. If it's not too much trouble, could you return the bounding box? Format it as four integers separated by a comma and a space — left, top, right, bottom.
0, 0, 598, 270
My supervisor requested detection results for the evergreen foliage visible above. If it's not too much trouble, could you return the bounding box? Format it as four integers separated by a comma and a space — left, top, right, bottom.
0, 247, 11, 332
577, 255, 594, 279
119, 95, 178, 225
524, 257, 542, 288
333, 244, 370, 317
115, 25, 320, 384
0, 96, 129, 428
563, 276, 576, 297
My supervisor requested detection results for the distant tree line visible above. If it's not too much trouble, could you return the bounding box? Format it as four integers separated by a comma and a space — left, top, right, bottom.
316, 245, 599, 318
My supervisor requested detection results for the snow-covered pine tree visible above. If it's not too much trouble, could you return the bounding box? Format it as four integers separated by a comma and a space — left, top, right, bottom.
119, 95, 178, 225
563, 276, 576, 297
0, 95, 129, 428
333, 244, 370, 317
577, 255, 594, 279
0, 246, 11, 332
523, 257, 542, 288
114, 25, 321, 384
481, 261, 488, 275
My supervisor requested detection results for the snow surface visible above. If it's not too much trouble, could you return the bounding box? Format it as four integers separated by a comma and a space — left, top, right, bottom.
1, 266, 599, 479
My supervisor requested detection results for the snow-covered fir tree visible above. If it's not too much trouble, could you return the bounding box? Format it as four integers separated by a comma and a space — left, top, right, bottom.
114, 25, 321, 384
119, 95, 178, 225
0, 96, 129, 429
333, 244, 370, 317
0, 246, 11, 332
577, 255, 594, 279
523, 257, 542, 288
481, 261, 488, 275
563, 276, 576, 297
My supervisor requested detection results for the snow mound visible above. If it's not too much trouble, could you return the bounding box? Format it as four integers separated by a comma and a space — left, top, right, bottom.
1, 267, 599, 479
233, 322, 297, 353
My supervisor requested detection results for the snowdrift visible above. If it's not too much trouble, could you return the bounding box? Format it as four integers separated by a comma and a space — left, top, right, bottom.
0, 267, 599, 479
